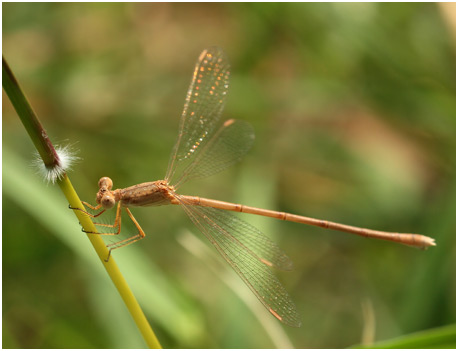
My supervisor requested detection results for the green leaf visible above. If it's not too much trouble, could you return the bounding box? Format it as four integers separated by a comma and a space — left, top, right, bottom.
351, 324, 456, 349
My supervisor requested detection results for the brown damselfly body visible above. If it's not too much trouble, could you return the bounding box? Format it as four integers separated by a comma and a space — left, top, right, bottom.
73, 47, 435, 327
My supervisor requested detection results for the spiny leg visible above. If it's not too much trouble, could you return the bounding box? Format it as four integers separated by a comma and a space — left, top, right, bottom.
105, 208, 146, 262
84, 202, 123, 235
69, 202, 106, 218
72, 201, 145, 261
81, 201, 102, 210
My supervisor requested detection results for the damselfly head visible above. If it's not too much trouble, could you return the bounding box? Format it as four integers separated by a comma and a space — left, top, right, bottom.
98, 177, 113, 190
96, 177, 116, 209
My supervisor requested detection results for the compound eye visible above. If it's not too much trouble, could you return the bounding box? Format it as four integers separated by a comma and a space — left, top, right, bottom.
101, 194, 115, 209
98, 177, 113, 190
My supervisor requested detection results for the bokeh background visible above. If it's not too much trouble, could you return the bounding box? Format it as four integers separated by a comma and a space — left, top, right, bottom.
3, 3, 455, 348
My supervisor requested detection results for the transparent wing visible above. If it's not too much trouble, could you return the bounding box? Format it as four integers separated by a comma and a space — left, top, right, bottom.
166, 47, 230, 183
192, 205, 293, 271
175, 195, 301, 327
173, 119, 255, 188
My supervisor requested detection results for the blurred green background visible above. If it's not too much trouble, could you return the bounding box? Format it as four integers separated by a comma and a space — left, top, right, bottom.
3, 2, 455, 348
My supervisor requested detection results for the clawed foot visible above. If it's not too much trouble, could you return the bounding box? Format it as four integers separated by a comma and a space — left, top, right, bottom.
81, 228, 96, 234
69, 203, 114, 262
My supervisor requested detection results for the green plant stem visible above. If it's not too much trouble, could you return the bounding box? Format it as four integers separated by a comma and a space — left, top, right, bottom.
2, 56, 161, 349
61, 175, 161, 348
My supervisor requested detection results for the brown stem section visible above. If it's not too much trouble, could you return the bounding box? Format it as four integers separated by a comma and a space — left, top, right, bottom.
2, 56, 60, 168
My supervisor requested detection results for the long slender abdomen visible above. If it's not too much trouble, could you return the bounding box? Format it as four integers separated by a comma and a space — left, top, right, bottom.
178, 195, 435, 249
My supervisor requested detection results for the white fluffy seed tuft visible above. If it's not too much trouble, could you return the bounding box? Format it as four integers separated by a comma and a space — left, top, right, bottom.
33, 144, 80, 183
